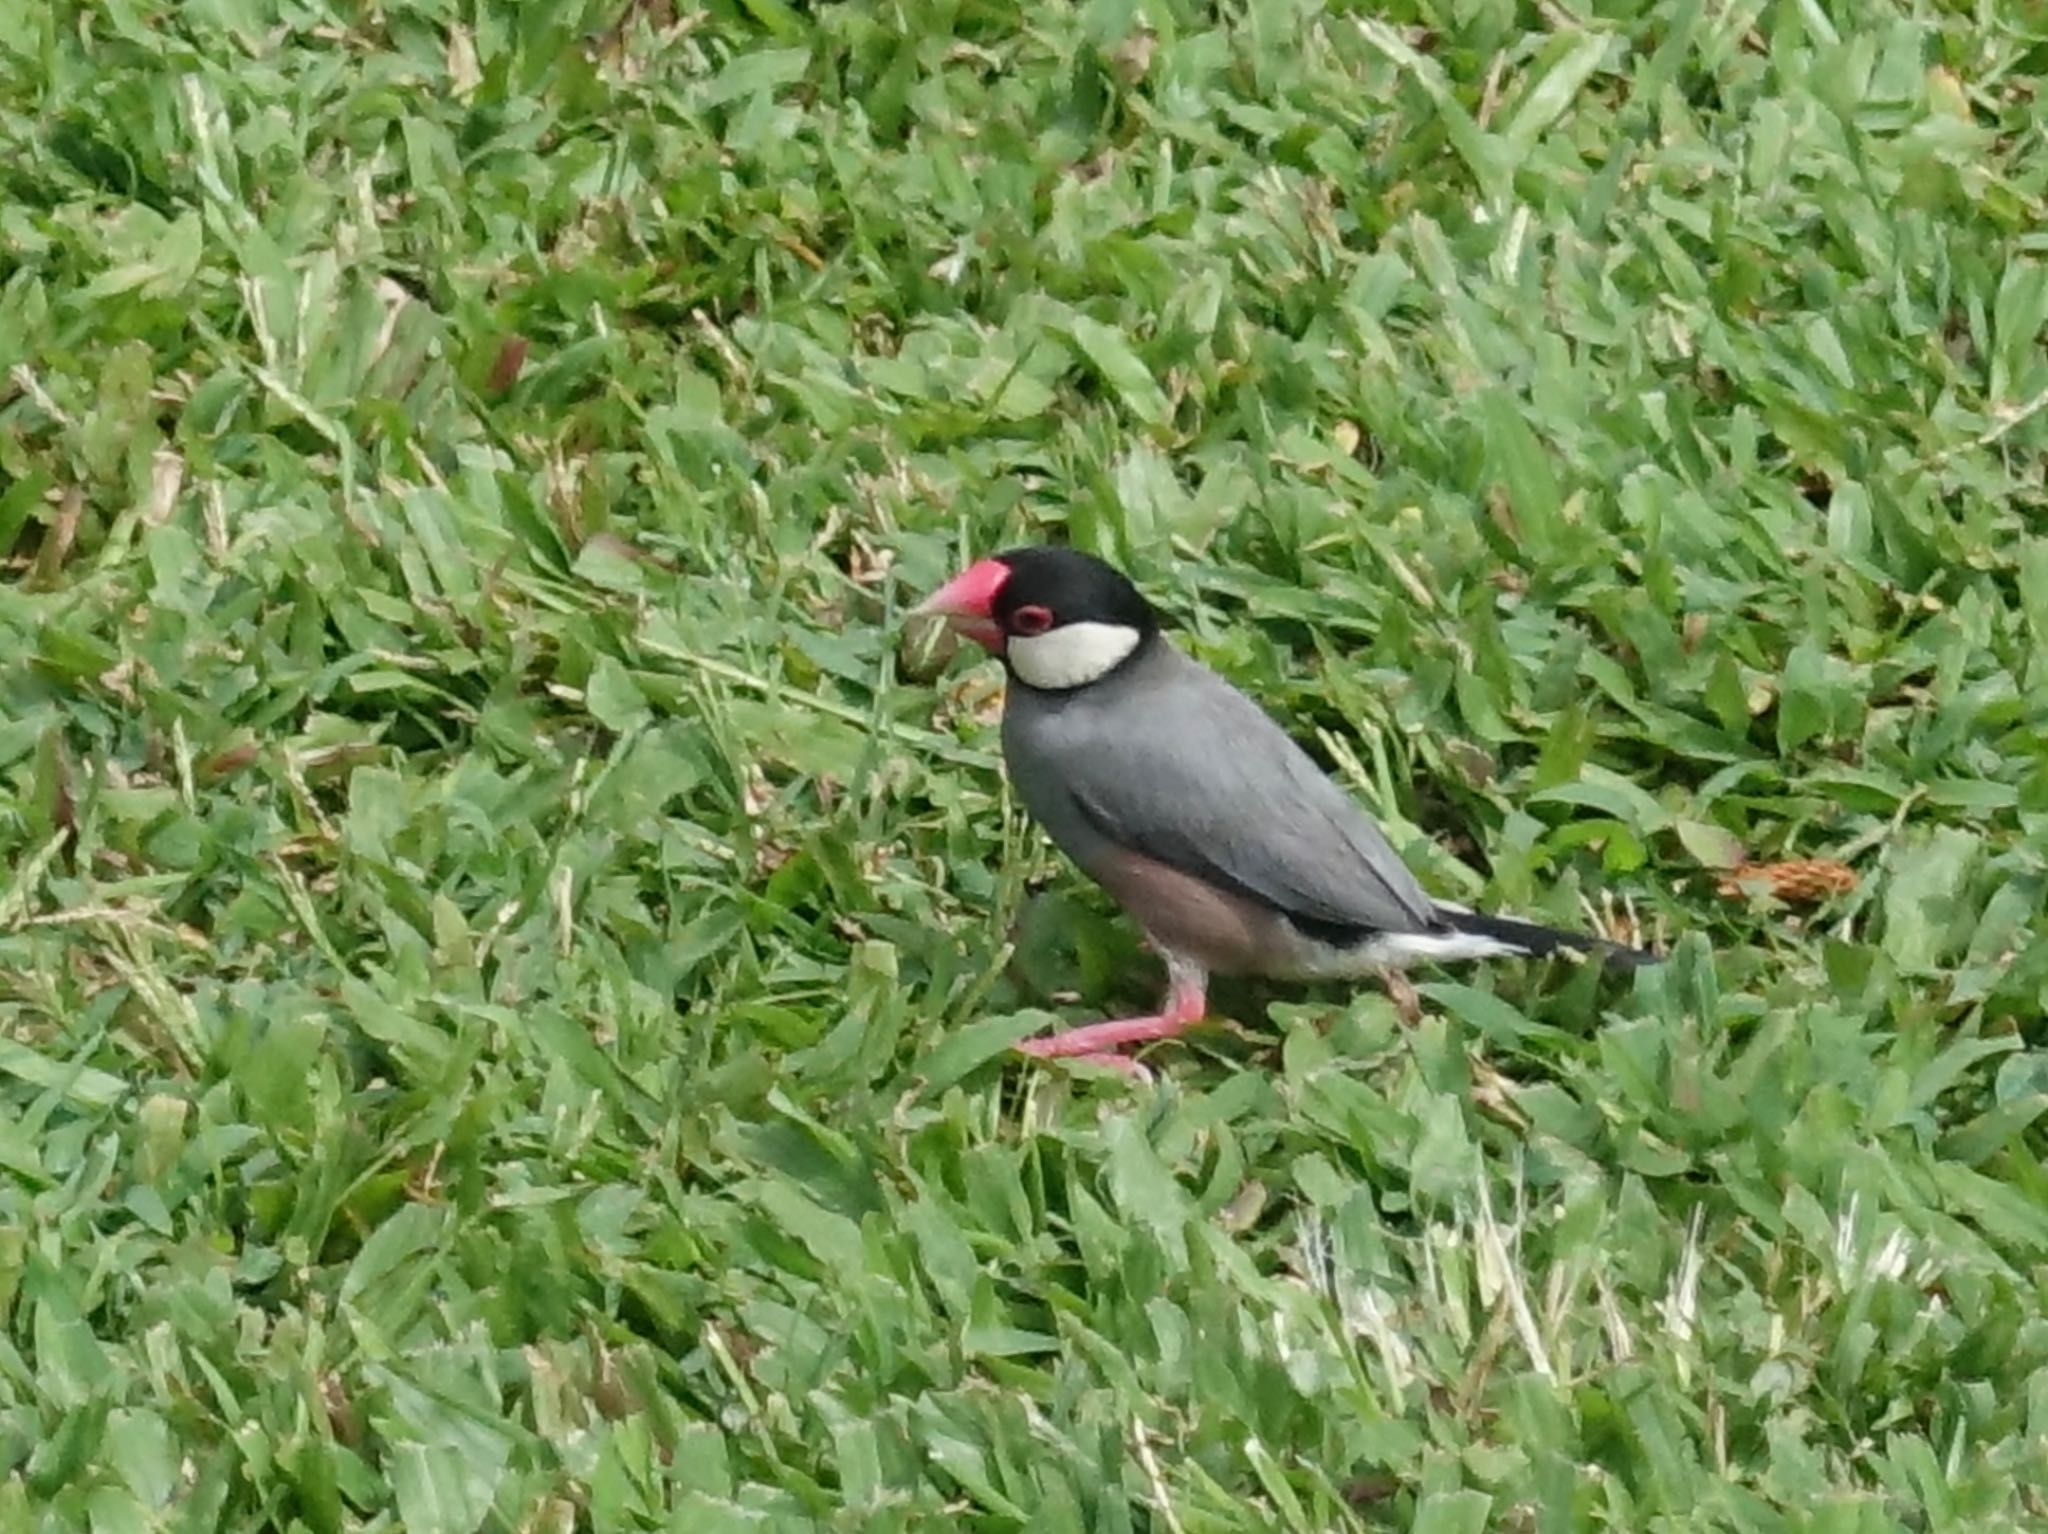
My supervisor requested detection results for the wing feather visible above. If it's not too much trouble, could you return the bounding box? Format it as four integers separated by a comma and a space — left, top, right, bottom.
1017, 648, 1440, 939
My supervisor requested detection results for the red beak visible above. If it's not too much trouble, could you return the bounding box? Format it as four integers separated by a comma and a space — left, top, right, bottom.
912, 558, 1010, 652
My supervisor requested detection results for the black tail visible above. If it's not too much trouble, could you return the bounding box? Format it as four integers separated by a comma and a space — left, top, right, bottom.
1439, 906, 1658, 970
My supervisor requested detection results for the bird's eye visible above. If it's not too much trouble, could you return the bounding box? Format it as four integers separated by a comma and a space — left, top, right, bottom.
1011, 604, 1055, 636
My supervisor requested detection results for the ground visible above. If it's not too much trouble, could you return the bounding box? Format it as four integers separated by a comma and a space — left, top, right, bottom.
3, 0, 2047, 1530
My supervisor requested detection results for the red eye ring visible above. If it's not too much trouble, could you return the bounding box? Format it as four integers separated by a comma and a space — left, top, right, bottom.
1010, 604, 1055, 636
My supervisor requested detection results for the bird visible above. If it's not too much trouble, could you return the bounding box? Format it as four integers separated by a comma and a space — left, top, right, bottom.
911, 545, 1656, 1071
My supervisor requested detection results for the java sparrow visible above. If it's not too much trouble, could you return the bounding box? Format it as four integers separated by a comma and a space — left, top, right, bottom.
913, 546, 1655, 1069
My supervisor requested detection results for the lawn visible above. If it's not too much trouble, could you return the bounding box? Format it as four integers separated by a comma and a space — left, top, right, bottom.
4, 0, 2048, 1528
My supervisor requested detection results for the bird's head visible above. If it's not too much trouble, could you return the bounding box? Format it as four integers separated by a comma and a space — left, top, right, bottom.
913, 546, 1158, 691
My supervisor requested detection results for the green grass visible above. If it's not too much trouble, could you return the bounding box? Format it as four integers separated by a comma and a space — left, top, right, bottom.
4, 0, 2048, 1528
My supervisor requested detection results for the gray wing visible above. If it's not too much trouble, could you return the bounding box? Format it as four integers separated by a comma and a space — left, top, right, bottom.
1007, 647, 1441, 938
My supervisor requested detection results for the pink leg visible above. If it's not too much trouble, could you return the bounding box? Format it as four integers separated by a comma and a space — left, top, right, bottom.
1017, 956, 1207, 1062
1384, 967, 1423, 1026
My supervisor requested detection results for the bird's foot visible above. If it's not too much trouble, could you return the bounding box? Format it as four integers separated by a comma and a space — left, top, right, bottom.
1017, 1011, 1193, 1058
1384, 969, 1423, 1026
1016, 972, 1206, 1070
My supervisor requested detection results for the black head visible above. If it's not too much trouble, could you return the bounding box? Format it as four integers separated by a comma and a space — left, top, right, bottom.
986, 546, 1158, 643
914, 544, 1160, 691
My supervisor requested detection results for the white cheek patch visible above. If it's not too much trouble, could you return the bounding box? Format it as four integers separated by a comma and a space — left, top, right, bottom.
1007, 622, 1142, 690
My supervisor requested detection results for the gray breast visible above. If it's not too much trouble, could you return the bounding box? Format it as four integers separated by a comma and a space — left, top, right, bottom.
999, 679, 1124, 879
